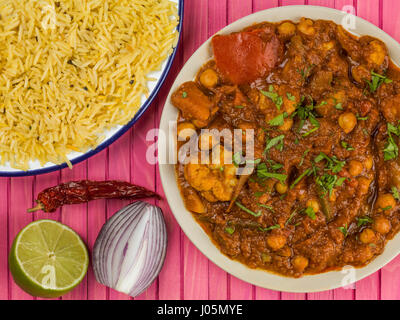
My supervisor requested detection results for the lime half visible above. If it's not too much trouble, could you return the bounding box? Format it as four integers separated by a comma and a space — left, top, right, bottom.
9, 219, 89, 298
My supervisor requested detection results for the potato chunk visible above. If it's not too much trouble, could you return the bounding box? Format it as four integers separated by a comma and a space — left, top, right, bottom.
171, 81, 216, 127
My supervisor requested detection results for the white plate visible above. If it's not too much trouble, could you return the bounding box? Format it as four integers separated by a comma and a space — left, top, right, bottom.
0, 0, 183, 177
158, 5, 400, 293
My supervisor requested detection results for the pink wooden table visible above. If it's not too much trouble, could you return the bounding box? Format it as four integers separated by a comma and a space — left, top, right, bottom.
1, 0, 400, 300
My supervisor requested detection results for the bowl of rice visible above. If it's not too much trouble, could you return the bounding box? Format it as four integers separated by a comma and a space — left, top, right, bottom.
0, 0, 182, 176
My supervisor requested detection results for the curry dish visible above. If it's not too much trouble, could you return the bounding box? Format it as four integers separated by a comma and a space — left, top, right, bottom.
171, 18, 400, 277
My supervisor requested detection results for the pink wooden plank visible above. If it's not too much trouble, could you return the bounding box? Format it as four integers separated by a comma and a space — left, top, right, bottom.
253, 0, 278, 12
227, 0, 255, 300
157, 45, 183, 300
207, 0, 229, 300
33, 171, 61, 300
335, 0, 356, 13
356, 273, 380, 300
380, 0, 400, 300
181, 0, 209, 300
381, 256, 400, 300
353, 0, 381, 301
132, 101, 158, 300
357, 0, 379, 25
9, 177, 34, 300
0, 178, 9, 300
106, 132, 132, 300
281, 0, 306, 5
87, 152, 108, 300
60, 162, 88, 300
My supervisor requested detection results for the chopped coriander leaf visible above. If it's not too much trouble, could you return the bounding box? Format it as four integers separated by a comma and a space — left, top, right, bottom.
266, 159, 284, 171
334, 102, 344, 110
384, 124, 399, 161
258, 224, 281, 232
254, 191, 264, 198
316, 174, 346, 197
294, 137, 299, 145
363, 128, 370, 136
302, 126, 319, 137
314, 152, 346, 173
269, 112, 288, 127
290, 168, 312, 189
299, 149, 310, 166
392, 186, 400, 201
341, 141, 355, 151
356, 114, 368, 121
297, 64, 315, 81
260, 85, 283, 110
287, 92, 296, 101
338, 224, 348, 237
366, 71, 393, 93
234, 105, 244, 109
258, 204, 275, 212
382, 205, 393, 211
256, 166, 287, 184
225, 227, 235, 234
264, 135, 285, 153
357, 216, 373, 227
304, 206, 316, 220
232, 152, 244, 167
388, 122, 400, 136
292, 98, 320, 134
235, 201, 262, 217
246, 158, 262, 166
182, 91, 188, 98
285, 209, 298, 226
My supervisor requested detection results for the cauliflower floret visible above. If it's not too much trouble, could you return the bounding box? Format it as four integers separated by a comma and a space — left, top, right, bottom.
184, 147, 238, 202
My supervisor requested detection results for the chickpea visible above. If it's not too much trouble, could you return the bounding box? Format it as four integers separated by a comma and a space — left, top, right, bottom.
338, 112, 357, 134
376, 193, 396, 212
364, 156, 373, 171
278, 118, 294, 131
358, 177, 372, 195
199, 68, 218, 88
275, 182, 288, 194
293, 256, 309, 272
373, 216, 391, 234
266, 234, 287, 251
297, 18, 315, 36
306, 199, 320, 213
359, 228, 375, 244
278, 22, 296, 37
177, 122, 196, 141
348, 160, 363, 177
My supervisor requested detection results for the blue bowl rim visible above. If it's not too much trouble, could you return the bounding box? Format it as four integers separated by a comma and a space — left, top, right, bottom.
0, 0, 184, 177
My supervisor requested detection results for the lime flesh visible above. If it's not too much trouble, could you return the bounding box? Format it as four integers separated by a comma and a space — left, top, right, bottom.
9, 219, 89, 298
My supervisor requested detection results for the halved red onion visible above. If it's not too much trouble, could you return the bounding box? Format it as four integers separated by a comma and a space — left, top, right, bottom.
92, 201, 167, 297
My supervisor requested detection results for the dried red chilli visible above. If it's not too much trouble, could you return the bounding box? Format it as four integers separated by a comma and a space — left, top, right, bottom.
28, 180, 161, 213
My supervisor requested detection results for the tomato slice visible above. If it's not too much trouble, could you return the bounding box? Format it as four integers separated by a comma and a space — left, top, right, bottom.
212, 28, 283, 85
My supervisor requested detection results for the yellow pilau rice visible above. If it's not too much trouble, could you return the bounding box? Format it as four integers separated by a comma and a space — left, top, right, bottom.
0, 0, 179, 170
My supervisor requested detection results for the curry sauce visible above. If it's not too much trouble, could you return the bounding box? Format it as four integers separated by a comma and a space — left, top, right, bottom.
172, 18, 400, 277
